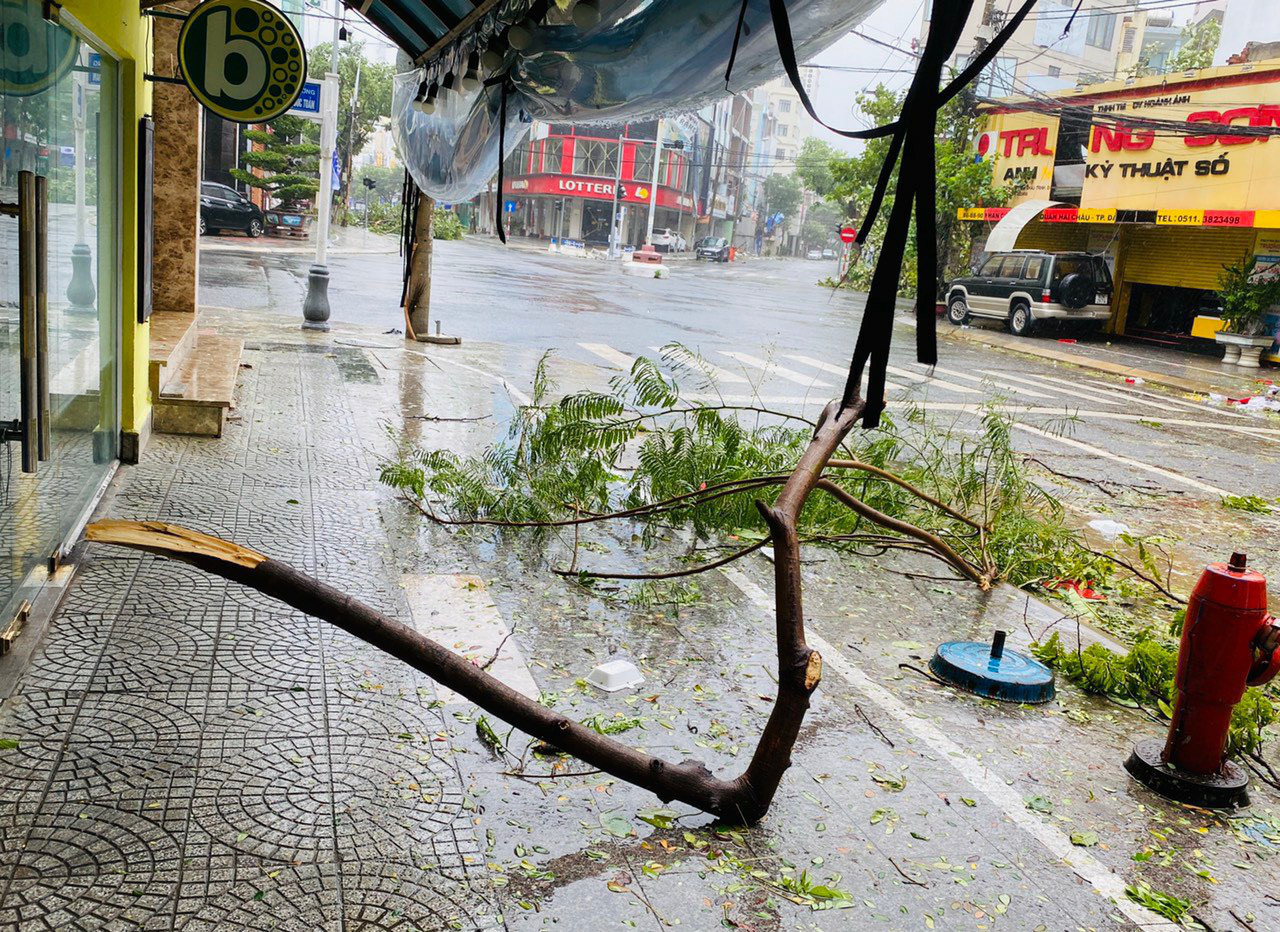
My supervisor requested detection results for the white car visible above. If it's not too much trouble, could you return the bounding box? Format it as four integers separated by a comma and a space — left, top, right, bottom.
651, 228, 687, 252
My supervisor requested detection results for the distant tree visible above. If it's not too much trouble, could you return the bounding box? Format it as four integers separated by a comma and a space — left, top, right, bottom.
763, 173, 803, 226
827, 82, 1023, 296
801, 199, 845, 249
231, 115, 320, 206
1128, 16, 1220, 77
1164, 16, 1220, 72
795, 138, 840, 199
353, 163, 404, 202
308, 42, 394, 184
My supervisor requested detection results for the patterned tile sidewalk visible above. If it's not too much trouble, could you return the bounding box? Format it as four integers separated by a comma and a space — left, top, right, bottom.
0, 338, 500, 930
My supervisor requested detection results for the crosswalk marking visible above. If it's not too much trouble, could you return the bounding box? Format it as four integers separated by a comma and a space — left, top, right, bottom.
1012, 423, 1229, 496
914, 363, 1054, 400
648, 347, 750, 384
884, 363, 981, 394
578, 342, 637, 370
719, 350, 832, 388
783, 355, 905, 393
979, 369, 1124, 407
1086, 378, 1252, 419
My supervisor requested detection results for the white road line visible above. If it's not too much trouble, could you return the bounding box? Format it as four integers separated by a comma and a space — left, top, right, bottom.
649, 347, 750, 384
1013, 423, 1230, 496
918, 363, 1055, 400
884, 363, 981, 394
679, 396, 1280, 442
782, 354, 905, 393
979, 369, 1123, 407
402, 573, 540, 704
412, 353, 532, 406
719, 350, 833, 389
1085, 378, 1253, 420
719, 564, 1174, 930
579, 342, 637, 370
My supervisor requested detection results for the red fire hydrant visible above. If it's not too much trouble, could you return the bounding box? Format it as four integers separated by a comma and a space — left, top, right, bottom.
1125, 552, 1280, 808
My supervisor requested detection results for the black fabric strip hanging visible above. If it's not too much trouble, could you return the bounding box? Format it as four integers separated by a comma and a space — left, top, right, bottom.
724, 0, 751, 91
838, 0, 973, 428
757, 0, 1036, 245
495, 80, 509, 244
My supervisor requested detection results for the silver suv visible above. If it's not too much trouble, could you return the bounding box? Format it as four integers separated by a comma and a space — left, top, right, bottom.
945, 251, 1114, 336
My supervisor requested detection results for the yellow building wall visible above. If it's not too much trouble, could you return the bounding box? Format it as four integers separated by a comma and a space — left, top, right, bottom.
57, 0, 151, 444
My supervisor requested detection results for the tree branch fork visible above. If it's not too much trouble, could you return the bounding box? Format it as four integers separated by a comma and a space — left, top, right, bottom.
86, 397, 979, 822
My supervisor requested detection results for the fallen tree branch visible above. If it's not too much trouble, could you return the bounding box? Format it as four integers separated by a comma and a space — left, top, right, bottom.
554, 537, 770, 581
826, 459, 983, 530
86, 398, 865, 823
1082, 545, 1186, 605
404, 475, 785, 529
814, 479, 989, 588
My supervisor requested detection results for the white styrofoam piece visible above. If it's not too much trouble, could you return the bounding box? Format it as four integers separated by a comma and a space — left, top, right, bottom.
586, 659, 644, 692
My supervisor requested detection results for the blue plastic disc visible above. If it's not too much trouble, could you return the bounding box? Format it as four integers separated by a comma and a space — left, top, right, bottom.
929, 640, 1055, 704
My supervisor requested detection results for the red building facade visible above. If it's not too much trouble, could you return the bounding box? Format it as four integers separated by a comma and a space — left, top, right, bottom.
498, 123, 697, 248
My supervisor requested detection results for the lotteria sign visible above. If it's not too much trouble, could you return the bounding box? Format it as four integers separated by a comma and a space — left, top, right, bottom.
178, 0, 306, 124
506, 174, 694, 210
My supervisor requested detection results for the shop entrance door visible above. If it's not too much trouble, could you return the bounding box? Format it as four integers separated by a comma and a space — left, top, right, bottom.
0, 2, 120, 639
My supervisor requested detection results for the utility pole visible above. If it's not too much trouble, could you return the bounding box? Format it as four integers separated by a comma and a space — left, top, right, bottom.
644, 118, 664, 246
343, 57, 361, 217
302, 0, 341, 331
607, 132, 624, 259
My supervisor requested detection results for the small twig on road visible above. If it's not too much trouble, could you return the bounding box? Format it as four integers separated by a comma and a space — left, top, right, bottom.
898, 662, 948, 688
478, 630, 515, 672
553, 537, 769, 581
407, 413, 491, 422
500, 768, 602, 781
1231, 908, 1259, 932
889, 858, 927, 887
856, 703, 894, 748
1083, 546, 1186, 605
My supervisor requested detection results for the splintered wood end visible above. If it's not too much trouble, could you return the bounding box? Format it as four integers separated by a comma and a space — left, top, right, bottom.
86, 520, 267, 569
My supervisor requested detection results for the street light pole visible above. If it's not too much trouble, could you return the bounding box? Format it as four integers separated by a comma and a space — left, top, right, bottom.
607, 133, 624, 259
644, 118, 663, 246
302, 0, 342, 331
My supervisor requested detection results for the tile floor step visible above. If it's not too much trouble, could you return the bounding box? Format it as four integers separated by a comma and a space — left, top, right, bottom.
147, 311, 198, 398
154, 332, 242, 437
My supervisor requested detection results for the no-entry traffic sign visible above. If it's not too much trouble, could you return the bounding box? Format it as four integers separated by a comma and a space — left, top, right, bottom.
839, 226, 857, 244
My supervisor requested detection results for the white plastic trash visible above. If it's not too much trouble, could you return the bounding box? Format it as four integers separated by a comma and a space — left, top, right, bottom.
586, 659, 645, 692
1088, 518, 1131, 540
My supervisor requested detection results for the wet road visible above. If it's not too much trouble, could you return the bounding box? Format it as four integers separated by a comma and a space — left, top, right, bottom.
200, 233, 1280, 601
184, 238, 1280, 927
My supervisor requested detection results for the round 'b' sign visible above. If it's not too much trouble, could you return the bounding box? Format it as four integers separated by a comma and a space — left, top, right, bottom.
178, 0, 306, 124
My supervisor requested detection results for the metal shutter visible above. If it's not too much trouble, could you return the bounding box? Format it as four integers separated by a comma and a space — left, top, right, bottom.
1122, 227, 1255, 290
1013, 220, 1090, 252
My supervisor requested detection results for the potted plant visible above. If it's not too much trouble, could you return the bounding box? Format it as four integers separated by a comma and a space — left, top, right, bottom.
1215, 257, 1280, 367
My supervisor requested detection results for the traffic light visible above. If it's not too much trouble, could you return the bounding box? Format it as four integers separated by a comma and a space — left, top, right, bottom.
362, 177, 376, 190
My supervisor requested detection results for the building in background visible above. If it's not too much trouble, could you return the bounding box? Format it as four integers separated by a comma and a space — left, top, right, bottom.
958, 57, 1280, 350
754, 68, 818, 176
494, 121, 697, 248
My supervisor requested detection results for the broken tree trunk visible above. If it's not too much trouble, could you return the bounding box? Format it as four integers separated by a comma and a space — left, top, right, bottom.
86, 399, 862, 823
404, 190, 433, 340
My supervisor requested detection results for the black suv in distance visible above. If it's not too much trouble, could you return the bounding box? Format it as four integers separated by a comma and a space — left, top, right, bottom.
199, 182, 265, 238
695, 236, 730, 262
945, 250, 1113, 336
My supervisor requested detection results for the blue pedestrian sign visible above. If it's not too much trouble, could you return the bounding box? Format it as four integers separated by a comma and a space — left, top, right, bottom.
288, 80, 323, 119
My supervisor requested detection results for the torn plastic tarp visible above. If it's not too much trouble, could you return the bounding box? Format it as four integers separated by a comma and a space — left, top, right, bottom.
391, 0, 885, 202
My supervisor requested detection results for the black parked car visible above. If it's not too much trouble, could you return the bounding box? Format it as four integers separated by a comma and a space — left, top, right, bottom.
945, 250, 1113, 336
199, 182, 265, 237
695, 236, 730, 262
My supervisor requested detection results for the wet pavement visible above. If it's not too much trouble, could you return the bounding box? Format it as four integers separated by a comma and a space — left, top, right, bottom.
0, 238, 1278, 928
